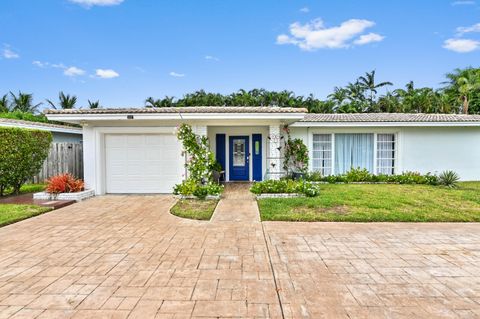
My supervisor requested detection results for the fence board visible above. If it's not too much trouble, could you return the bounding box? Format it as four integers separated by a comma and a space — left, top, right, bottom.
32, 143, 83, 183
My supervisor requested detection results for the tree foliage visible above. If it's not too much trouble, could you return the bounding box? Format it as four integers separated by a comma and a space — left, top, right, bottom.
145, 67, 480, 114
0, 127, 52, 196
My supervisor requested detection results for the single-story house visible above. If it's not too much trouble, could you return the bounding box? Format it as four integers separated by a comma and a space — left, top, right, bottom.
44, 107, 480, 195
0, 118, 83, 143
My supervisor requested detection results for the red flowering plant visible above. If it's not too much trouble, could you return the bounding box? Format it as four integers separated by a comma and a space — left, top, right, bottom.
46, 173, 85, 195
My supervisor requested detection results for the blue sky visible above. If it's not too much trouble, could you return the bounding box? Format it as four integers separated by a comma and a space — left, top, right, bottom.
1, 0, 479, 108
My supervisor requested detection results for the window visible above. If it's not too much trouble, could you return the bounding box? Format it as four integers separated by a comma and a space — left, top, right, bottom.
312, 134, 332, 175
334, 134, 374, 174
376, 134, 395, 175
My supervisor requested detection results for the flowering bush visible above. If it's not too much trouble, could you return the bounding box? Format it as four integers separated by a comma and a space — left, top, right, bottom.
250, 179, 320, 197
176, 124, 216, 183
282, 125, 309, 174
46, 173, 84, 195
174, 124, 223, 199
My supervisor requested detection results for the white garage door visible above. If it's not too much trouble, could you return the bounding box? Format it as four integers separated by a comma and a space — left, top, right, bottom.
105, 134, 184, 193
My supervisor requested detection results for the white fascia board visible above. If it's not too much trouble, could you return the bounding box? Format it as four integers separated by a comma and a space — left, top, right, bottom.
45, 112, 306, 123
0, 122, 82, 134
290, 121, 480, 127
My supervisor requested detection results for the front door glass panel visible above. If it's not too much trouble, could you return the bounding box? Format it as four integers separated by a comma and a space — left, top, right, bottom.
233, 139, 245, 166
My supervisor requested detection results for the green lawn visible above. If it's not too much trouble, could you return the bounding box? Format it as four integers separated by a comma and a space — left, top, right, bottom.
0, 204, 52, 227
2, 183, 46, 197
257, 182, 480, 222
170, 199, 218, 220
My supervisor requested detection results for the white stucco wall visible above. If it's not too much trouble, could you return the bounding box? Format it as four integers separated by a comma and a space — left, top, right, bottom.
290, 126, 480, 181
400, 127, 480, 180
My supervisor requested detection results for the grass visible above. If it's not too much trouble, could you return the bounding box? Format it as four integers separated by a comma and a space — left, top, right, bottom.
1, 183, 46, 197
257, 182, 480, 222
170, 199, 218, 220
0, 204, 52, 227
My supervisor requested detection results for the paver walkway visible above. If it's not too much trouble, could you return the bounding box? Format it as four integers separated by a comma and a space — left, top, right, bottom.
0, 185, 479, 318
211, 183, 260, 224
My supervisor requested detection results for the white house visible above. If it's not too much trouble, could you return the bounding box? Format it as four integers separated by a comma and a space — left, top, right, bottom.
44, 107, 480, 195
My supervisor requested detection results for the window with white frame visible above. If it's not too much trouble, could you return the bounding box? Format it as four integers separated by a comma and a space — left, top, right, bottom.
312, 134, 332, 175
376, 134, 395, 175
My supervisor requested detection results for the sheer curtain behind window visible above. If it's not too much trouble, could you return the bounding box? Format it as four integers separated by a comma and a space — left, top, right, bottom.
334, 134, 374, 174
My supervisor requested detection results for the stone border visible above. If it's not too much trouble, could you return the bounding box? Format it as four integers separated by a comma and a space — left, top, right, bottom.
174, 195, 221, 200
255, 193, 304, 199
33, 189, 95, 202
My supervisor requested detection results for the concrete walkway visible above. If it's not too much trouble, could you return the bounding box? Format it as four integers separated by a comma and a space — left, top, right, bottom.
0, 187, 480, 318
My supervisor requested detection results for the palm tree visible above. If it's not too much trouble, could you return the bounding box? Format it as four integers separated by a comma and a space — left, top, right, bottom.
9, 91, 42, 113
0, 94, 10, 113
145, 97, 160, 108
88, 100, 100, 109
327, 87, 348, 109
444, 68, 480, 114
46, 91, 77, 109
358, 70, 393, 107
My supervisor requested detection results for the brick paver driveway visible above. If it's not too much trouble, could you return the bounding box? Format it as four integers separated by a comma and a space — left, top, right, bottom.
1, 186, 480, 318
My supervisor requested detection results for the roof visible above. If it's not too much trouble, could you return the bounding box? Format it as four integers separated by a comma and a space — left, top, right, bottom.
0, 118, 82, 134
44, 106, 308, 114
300, 113, 480, 123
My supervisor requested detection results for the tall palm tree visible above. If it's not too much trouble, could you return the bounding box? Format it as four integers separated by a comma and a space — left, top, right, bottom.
9, 91, 42, 113
444, 67, 480, 114
0, 94, 10, 113
46, 91, 77, 109
358, 70, 393, 107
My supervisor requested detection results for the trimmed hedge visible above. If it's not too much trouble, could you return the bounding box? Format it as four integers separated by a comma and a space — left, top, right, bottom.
0, 127, 52, 196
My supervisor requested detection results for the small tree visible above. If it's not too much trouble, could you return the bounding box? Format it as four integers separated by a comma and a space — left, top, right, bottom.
0, 127, 52, 195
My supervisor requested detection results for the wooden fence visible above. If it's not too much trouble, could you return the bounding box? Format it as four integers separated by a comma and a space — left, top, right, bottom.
32, 143, 84, 183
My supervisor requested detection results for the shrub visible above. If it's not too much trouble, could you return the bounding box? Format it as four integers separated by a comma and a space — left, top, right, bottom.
345, 168, 373, 183
250, 179, 320, 197
305, 171, 323, 182
303, 168, 444, 187
438, 170, 460, 188
173, 179, 224, 198
0, 127, 52, 196
45, 173, 84, 195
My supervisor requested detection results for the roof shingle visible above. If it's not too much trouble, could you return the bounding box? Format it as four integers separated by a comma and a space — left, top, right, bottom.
301, 113, 480, 123
44, 106, 308, 114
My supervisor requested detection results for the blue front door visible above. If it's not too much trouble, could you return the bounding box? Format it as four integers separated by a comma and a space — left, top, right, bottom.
229, 136, 249, 181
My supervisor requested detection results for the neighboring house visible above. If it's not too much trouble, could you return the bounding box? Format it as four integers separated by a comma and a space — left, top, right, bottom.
0, 118, 83, 143
45, 107, 480, 195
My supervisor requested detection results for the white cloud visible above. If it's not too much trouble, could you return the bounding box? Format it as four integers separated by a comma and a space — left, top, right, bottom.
3, 47, 19, 59
353, 33, 385, 45
299, 7, 309, 13
451, 0, 476, 5
95, 69, 119, 78
169, 71, 185, 78
456, 23, 480, 35
64, 66, 86, 77
32, 60, 47, 68
205, 55, 220, 61
276, 18, 383, 50
443, 38, 480, 52
69, 0, 123, 7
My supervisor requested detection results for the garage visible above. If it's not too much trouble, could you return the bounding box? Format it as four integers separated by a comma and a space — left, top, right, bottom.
105, 134, 184, 193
